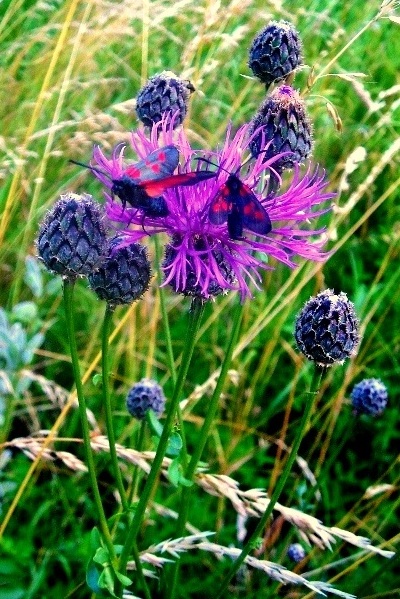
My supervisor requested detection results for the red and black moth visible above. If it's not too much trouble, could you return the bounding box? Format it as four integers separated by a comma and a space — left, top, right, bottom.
201, 160, 272, 240
71, 145, 216, 217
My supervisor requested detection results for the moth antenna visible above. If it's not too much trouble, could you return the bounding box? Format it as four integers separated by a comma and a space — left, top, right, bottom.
195, 157, 231, 176
69, 159, 111, 180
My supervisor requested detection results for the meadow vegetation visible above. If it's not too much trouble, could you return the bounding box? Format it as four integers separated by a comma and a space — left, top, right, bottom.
0, 0, 399, 597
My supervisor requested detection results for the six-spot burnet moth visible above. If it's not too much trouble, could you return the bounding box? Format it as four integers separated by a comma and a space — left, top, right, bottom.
70, 145, 216, 218
197, 158, 272, 240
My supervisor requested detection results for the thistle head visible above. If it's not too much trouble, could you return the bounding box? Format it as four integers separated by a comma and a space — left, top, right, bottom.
126, 378, 166, 420
249, 85, 312, 174
351, 378, 388, 416
294, 289, 360, 367
136, 71, 194, 129
36, 193, 108, 279
88, 236, 151, 307
163, 235, 237, 301
249, 20, 303, 88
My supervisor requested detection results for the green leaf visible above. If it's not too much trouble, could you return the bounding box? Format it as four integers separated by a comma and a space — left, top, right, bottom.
166, 431, 183, 456
93, 547, 110, 566
114, 571, 133, 585
147, 409, 163, 436
86, 560, 103, 594
168, 457, 181, 487
24, 256, 43, 298
98, 566, 117, 596
92, 373, 103, 387
90, 527, 102, 553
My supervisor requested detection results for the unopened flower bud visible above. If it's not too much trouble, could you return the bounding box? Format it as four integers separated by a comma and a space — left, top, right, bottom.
295, 290, 359, 366
287, 543, 306, 563
36, 193, 107, 279
249, 20, 302, 88
351, 378, 388, 416
88, 236, 151, 306
249, 85, 312, 172
126, 378, 166, 420
136, 71, 194, 129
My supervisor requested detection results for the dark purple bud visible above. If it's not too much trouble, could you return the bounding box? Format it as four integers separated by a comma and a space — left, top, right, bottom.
36, 193, 107, 279
295, 290, 360, 366
287, 543, 306, 563
249, 20, 302, 88
351, 378, 388, 416
136, 71, 194, 129
249, 85, 312, 172
126, 378, 166, 420
88, 236, 151, 306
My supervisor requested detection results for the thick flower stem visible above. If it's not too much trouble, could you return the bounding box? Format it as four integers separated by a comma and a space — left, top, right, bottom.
116, 298, 205, 588
166, 299, 244, 599
214, 366, 325, 599
62, 280, 117, 567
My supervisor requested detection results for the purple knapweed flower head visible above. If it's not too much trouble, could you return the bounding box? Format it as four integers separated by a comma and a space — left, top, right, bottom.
351, 378, 388, 416
89, 116, 333, 301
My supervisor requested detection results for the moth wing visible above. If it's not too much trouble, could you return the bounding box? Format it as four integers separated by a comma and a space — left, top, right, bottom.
241, 186, 272, 235
124, 145, 179, 183
141, 171, 217, 198
209, 185, 231, 225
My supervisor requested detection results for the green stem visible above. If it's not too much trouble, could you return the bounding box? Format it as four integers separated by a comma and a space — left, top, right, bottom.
102, 305, 152, 599
117, 298, 205, 585
102, 304, 129, 512
127, 419, 147, 505
166, 300, 244, 599
154, 237, 188, 465
214, 366, 325, 599
62, 280, 117, 566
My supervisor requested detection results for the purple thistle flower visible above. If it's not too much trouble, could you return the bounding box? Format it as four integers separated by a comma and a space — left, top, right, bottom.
90, 118, 334, 301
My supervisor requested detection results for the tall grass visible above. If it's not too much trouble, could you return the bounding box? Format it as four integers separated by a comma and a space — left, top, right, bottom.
0, 0, 399, 597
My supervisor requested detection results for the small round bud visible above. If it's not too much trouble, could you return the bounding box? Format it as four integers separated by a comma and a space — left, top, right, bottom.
249, 85, 312, 171
136, 71, 194, 129
36, 193, 107, 279
294, 289, 359, 367
287, 543, 306, 563
351, 378, 388, 416
88, 236, 151, 306
126, 378, 166, 420
249, 20, 302, 87
163, 235, 236, 300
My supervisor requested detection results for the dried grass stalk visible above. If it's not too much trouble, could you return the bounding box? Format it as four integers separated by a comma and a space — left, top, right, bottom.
128, 535, 356, 598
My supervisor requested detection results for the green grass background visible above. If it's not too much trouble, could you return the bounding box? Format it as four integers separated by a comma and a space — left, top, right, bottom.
0, 0, 399, 597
